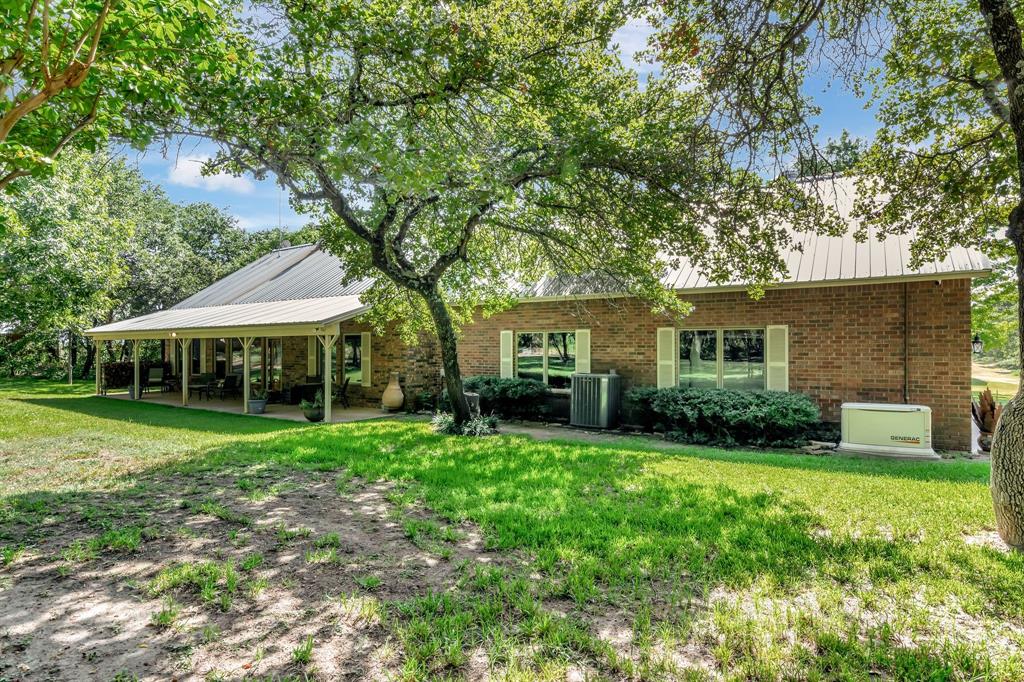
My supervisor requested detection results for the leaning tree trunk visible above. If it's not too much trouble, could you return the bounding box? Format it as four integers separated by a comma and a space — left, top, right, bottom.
422, 286, 472, 425
991, 207, 1024, 550
981, 0, 1024, 551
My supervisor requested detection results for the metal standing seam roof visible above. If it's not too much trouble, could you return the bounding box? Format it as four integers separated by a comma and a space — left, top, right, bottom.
525, 176, 991, 298
172, 243, 374, 310
88, 176, 991, 336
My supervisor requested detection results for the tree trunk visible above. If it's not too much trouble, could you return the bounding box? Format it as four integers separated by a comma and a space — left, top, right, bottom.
69, 331, 78, 378
422, 286, 472, 424
81, 337, 94, 379
991, 208, 1024, 550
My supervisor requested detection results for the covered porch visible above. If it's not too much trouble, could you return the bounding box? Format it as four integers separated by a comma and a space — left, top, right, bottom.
86, 296, 372, 424
101, 387, 386, 423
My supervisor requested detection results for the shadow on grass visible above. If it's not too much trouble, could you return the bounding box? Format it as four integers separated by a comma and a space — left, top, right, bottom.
2, 398, 1022, 678
15, 395, 302, 437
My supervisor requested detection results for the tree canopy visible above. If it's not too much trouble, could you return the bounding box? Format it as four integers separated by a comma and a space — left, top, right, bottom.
0, 0, 242, 192
183, 0, 840, 421
0, 149, 312, 377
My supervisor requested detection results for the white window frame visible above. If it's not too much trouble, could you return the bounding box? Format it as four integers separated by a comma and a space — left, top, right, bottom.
679, 327, 767, 390
515, 330, 576, 392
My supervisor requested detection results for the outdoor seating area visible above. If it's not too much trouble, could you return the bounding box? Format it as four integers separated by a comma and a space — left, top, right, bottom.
102, 385, 384, 424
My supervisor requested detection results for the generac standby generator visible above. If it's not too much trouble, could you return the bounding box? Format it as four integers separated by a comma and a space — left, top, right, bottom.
836, 402, 939, 460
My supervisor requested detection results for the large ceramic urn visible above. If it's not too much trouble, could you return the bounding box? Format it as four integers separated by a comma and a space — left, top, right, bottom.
382, 371, 404, 410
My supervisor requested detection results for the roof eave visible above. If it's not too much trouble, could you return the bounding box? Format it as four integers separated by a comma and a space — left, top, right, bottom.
518, 269, 992, 303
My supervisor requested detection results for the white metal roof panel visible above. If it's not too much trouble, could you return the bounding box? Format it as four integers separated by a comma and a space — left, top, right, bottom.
88, 296, 367, 335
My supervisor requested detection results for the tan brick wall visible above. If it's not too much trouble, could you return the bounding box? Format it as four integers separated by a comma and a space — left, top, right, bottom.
334, 322, 441, 408
456, 280, 973, 451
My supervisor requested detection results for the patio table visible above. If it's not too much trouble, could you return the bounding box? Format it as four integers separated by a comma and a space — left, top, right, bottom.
188, 382, 213, 401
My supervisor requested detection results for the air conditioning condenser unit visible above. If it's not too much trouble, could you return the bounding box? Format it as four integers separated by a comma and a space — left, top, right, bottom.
570, 372, 621, 429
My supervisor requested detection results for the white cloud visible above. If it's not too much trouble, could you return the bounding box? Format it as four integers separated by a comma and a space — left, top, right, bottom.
233, 212, 310, 232
167, 155, 255, 194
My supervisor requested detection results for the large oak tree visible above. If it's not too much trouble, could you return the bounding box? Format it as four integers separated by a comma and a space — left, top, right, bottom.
184, 0, 837, 423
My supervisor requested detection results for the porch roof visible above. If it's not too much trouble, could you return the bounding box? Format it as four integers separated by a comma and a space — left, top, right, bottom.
86, 295, 368, 340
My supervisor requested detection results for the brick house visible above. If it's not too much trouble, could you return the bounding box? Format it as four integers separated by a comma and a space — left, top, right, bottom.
87, 178, 988, 450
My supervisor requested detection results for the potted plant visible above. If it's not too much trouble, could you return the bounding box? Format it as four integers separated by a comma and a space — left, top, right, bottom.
300, 389, 324, 422
972, 388, 1003, 452
249, 387, 269, 415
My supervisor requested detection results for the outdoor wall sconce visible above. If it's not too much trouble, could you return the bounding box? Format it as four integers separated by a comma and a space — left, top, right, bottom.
972, 334, 984, 354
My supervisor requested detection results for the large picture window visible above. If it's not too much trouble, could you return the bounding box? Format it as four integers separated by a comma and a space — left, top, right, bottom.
517, 331, 576, 389
679, 328, 765, 390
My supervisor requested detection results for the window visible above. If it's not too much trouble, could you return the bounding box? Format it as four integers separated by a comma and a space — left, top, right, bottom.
231, 338, 244, 375
191, 339, 201, 375
722, 329, 765, 390
517, 331, 576, 389
267, 338, 283, 390
215, 338, 227, 378
342, 334, 362, 384
679, 330, 718, 388
249, 338, 263, 384
678, 328, 765, 390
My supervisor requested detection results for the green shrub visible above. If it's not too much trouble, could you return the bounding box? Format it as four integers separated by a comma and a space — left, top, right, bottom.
102, 361, 172, 388
625, 386, 821, 447
460, 375, 550, 420
620, 386, 661, 430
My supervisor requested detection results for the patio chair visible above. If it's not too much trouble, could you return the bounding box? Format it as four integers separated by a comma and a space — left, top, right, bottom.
216, 374, 242, 400
333, 377, 350, 408
144, 367, 164, 393
188, 372, 217, 401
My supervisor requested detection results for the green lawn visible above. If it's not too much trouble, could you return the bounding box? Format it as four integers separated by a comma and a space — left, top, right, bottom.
973, 361, 1020, 405
1, 379, 1022, 680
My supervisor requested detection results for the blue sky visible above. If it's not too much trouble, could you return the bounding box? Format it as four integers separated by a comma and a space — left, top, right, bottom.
125, 21, 879, 234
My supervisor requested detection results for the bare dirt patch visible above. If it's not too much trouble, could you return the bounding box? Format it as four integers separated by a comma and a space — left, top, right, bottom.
0, 470, 517, 681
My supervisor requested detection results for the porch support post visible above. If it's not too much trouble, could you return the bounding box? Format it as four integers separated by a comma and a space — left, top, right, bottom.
95, 341, 102, 395
318, 332, 338, 423
132, 340, 141, 400
241, 336, 254, 415
179, 337, 191, 406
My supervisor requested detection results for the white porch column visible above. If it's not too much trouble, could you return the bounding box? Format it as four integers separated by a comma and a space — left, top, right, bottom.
318, 332, 337, 423
178, 337, 191, 406
241, 336, 254, 414
95, 341, 102, 395
132, 340, 141, 400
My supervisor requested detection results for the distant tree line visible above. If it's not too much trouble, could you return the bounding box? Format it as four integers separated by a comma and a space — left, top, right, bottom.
0, 149, 317, 379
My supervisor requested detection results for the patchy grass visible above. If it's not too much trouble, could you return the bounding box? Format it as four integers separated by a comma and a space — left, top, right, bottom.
1, 379, 1021, 680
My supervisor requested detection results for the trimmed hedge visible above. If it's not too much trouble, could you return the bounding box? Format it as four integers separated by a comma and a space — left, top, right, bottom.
442, 376, 550, 420
103, 361, 172, 388
623, 386, 821, 447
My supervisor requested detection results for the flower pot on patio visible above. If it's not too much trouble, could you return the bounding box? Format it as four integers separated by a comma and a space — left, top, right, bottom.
381, 371, 404, 411
248, 399, 268, 415
300, 389, 324, 422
